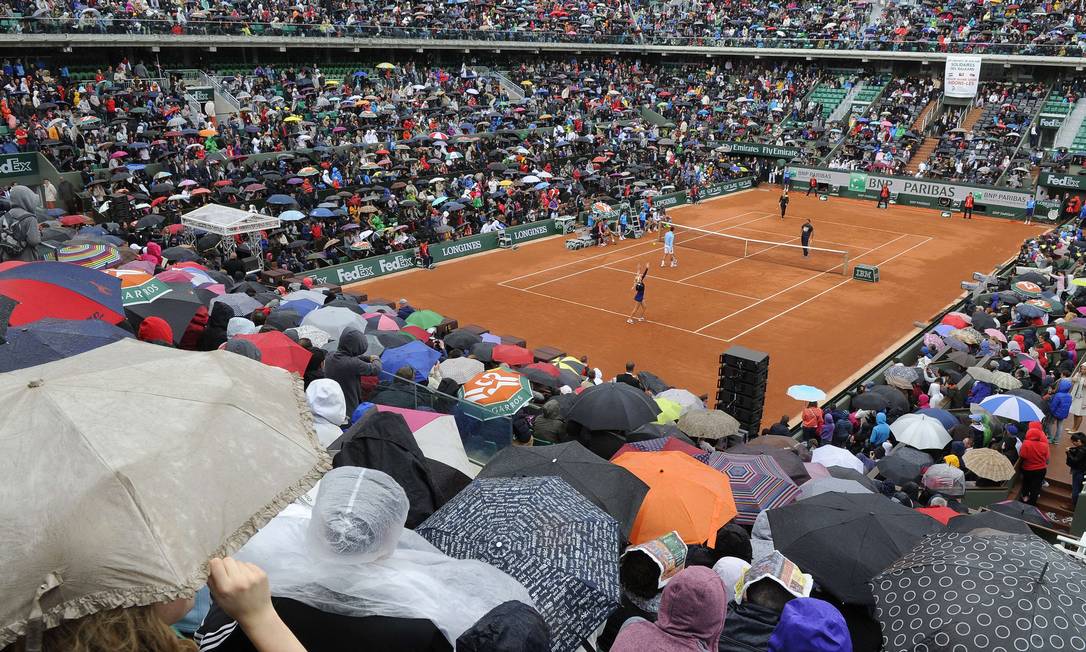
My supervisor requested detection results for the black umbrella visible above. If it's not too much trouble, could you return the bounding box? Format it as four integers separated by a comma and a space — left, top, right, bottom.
945, 510, 1033, 535
872, 533, 1086, 652
567, 382, 660, 432
519, 366, 559, 389
851, 391, 890, 412
478, 441, 649, 539
876, 446, 934, 485
1014, 271, 1048, 285
124, 282, 203, 344
0, 317, 133, 372
987, 499, 1054, 527
376, 331, 414, 348
444, 328, 483, 351
265, 309, 302, 331
230, 280, 270, 295
325, 297, 364, 314
827, 466, 879, 491
869, 385, 910, 414
627, 422, 695, 445
1008, 388, 1050, 416
470, 341, 496, 362
161, 246, 200, 263
946, 350, 977, 368
418, 476, 620, 652
135, 214, 165, 230
767, 492, 943, 605
727, 443, 810, 485
970, 310, 998, 331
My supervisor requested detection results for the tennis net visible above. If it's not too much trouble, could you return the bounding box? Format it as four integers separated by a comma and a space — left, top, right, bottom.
663, 223, 850, 276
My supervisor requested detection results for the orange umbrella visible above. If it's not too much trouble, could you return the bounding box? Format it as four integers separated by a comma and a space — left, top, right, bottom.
103, 268, 153, 287
915, 506, 960, 526
612, 451, 736, 546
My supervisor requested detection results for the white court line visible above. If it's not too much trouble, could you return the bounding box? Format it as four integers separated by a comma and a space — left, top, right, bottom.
599, 264, 764, 301
501, 284, 730, 343
520, 212, 778, 291
679, 235, 803, 282
694, 233, 911, 333
500, 209, 762, 285
722, 236, 934, 341
712, 225, 855, 249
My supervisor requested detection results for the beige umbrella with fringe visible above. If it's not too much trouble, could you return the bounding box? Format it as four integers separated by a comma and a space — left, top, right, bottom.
962, 448, 1016, 482
0, 339, 330, 648
678, 409, 740, 440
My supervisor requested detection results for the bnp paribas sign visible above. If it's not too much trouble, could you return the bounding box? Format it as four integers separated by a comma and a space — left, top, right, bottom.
0, 153, 38, 180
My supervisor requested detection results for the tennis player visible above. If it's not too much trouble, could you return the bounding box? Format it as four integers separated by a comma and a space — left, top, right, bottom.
627, 264, 648, 324
660, 225, 677, 267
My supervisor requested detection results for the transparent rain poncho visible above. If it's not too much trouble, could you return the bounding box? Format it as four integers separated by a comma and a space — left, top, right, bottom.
236, 467, 533, 644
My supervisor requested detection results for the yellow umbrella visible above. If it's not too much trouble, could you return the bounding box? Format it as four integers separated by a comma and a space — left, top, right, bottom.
1072, 278, 1086, 287
653, 398, 683, 424
325, 79, 340, 86
520, 80, 534, 86
282, 115, 303, 123
376, 62, 396, 70
499, 179, 514, 187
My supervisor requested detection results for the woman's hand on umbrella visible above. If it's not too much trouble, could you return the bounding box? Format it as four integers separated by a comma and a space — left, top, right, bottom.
208, 557, 307, 652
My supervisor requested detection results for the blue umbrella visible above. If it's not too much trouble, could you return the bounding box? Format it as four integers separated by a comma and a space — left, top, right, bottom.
933, 324, 956, 336
309, 207, 334, 218
786, 384, 826, 401
417, 476, 620, 652
915, 408, 959, 430
279, 298, 321, 317
278, 210, 305, 221
379, 340, 441, 382
265, 194, 297, 206
0, 318, 133, 372
1015, 303, 1045, 318
979, 394, 1045, 422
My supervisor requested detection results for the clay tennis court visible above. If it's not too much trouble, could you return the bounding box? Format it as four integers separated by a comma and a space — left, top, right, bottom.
349, 187, 1045, 428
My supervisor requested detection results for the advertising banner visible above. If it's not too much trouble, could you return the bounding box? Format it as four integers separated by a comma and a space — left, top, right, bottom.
944, 55, 983, 99
0, 152, 39, 180
715, 142, 802, 159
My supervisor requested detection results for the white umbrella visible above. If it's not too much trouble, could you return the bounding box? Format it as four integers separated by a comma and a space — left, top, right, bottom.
656, 388, 704, 414
888, 414, 951, 450
797, 477, 873, 500
811, 445, 865, 473
438, 357, 485, 385
377, 406, 476, 478
0, 340, 329, 646
293, 324, 331, 349
301, 306, 368, 340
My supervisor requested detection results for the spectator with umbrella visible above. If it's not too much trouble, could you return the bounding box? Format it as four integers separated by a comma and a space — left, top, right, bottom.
610, 566, 727, 652
1018, 421, 1050, 505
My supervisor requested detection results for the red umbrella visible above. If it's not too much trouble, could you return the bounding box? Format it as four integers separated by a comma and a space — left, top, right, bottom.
492, 344, 533, 366
59, 215, 92, 227
941, 314, 969, 329
523, 362, 560, 378
402, 325, 430, 343
234, 331, 312, 376
915, 506, 960, 525
0, 261, 124, 325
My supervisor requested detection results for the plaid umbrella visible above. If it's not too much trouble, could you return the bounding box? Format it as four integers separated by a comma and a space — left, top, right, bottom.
702, 452, 799, 525
418, 477, 620, 652
872, 533, 1086, 652
962, 447, 1016, 482
438, 357, 485, 384
55, 243, 122, 269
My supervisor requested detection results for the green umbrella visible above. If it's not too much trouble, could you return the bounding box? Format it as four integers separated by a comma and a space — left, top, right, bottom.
653, 398, 683, 424
406, 309, 444, 330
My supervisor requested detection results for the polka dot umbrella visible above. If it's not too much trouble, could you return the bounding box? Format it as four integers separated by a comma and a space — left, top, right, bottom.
872, 532, 1086, 652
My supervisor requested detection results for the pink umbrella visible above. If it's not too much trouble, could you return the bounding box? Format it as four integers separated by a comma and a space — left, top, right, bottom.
803, 462, 832, 480
985, 328, 1007, 343
119, 260, 156, 274
197, 282, 226, 296
109, 151, 128, 159
1076, 307, 1086, 317
923, 333, 946, 351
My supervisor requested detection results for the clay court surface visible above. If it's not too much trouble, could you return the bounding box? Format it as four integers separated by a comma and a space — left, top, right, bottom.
351, 187, 1045, 427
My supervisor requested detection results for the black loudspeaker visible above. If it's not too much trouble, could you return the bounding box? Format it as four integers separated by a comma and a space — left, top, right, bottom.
716, 345, 769, 437
111, 194, 131, 222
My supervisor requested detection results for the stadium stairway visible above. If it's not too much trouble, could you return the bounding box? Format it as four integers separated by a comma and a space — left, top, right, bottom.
903, 136, 938, 174
1055, 98, 1086, 150
959, 105, 985, 132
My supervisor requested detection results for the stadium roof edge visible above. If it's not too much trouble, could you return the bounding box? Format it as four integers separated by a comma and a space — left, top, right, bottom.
9, 33, 1086, 69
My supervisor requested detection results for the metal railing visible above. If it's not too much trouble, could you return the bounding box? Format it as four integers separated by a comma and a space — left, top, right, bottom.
2, 16, 1086, 58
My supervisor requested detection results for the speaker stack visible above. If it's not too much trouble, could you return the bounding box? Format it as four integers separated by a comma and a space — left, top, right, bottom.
715, 345, 769, 440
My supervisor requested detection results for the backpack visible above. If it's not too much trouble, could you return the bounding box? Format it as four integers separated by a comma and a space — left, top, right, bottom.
0, 209, 29, 257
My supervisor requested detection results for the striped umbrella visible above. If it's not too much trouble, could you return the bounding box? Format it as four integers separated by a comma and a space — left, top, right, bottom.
702, 452, 799, 525
56, 243, 122, 270
978, 394, 1045, 422
362, 313, 405, 332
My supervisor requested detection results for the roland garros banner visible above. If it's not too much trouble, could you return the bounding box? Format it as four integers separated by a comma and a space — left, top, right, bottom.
786, 167, 1032, 218
944, 54, 983, 99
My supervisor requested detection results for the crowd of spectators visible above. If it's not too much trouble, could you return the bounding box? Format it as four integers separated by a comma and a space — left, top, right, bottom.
0, 0, 1085, 55
919, 81, 1046, 186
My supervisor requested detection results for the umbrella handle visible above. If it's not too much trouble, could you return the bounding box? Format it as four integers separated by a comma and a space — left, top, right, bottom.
24, 572, 62, 652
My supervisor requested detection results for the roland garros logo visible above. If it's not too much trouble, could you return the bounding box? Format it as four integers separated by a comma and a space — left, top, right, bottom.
462, 371, 523, 405
1015, 281, 1042, 294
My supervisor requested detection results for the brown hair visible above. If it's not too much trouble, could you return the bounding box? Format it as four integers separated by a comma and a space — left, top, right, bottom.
3, 606, 198, 652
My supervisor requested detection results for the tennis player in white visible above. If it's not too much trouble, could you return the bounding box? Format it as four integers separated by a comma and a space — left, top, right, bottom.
660, 225, 677, 267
